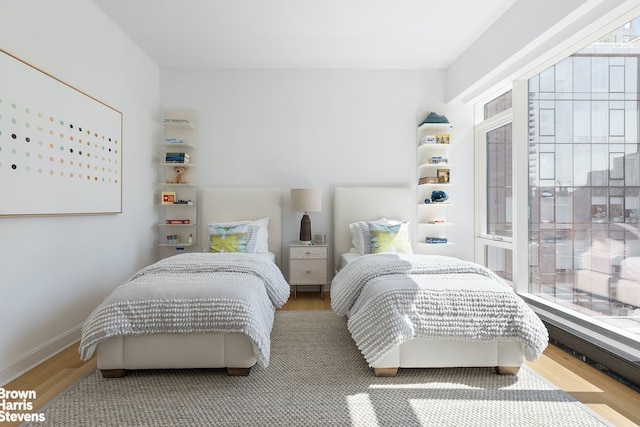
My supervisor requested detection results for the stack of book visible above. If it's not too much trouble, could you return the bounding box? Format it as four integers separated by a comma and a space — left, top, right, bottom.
165, 152, 190, 163
425, 237, 448, 244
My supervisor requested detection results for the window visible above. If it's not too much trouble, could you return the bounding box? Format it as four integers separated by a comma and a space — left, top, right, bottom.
527, 22, 640, 340
475, 90, 514, 282
476, 17, 640, 385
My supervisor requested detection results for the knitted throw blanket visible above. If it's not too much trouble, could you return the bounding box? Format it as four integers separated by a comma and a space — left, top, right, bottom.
80, 253, 290, 367
331, 253, 548, 365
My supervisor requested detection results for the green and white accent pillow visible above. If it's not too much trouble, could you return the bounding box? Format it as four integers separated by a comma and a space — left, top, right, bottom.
207, 223, 256, 253
366, 221, 413, 254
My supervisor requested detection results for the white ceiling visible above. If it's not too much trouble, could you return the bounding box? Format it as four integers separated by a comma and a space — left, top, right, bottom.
92, 0, 518, 69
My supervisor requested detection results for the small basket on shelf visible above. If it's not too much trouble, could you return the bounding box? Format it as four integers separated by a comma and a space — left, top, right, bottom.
419, 177, 439, 185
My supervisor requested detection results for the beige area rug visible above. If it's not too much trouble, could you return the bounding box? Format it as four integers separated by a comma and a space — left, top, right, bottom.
25, 311, 611, 426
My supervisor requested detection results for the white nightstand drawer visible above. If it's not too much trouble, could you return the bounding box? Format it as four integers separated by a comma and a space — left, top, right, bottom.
290, 246, 328, 260
290, 260, 327, 284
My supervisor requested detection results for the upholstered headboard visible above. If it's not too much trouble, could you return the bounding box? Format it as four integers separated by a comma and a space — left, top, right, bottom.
333, 187, 413, 268
200, 187, 282, 267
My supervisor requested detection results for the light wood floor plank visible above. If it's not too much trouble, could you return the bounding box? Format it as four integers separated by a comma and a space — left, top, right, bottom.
526, 345, 640, 426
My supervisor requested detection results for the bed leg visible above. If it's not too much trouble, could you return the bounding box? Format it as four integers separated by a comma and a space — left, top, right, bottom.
373, 367, 399, 377
495, 366, 520, 375
226, 367, 251, 376
101, 369, 126, 378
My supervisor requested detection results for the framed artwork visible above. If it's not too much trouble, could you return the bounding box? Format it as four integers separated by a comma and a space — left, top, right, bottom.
161, 191, 176, 205
0, 49, 122, 216
436, 133, 450, 144
437, 168, 450, 183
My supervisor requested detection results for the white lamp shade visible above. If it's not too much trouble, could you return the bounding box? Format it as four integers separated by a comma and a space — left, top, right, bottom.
290, 188, 322, 213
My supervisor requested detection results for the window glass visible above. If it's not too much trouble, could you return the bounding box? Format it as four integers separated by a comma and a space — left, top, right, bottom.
486, 123, 512, 237
528, 18, 640, 340
484, 90, 512, 120
485, 246, 513, 282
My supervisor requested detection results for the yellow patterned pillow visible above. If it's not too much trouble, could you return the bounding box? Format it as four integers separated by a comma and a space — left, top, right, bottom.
208, 223, 249, 253
367, 221, 413, 254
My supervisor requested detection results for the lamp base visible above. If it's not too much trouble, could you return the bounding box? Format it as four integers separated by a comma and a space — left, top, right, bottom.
299, 213, 312, 242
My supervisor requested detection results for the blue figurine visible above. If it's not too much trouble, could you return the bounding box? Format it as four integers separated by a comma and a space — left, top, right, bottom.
431, 190, 449, 203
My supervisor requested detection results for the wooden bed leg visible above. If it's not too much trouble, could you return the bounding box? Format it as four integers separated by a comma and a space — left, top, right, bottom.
100, 369, 126, 378
373, 367, 399, 377
495, 366, 520, 375
226, 367, 251, 376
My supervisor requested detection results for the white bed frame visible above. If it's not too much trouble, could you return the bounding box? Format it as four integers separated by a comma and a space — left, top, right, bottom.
97, 187, 282, 377
333, 187, 524, 376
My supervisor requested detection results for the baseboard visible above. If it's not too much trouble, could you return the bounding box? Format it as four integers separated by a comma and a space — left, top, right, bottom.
0, 326, 81, 386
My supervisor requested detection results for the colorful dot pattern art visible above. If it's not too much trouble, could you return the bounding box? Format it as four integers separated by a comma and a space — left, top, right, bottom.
0, 50, 122, 215
0, 109, 120, 183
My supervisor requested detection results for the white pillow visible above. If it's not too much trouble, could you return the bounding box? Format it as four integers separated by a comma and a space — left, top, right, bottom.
249, 217, 270, 253
348, 217, 400, 255
206, 217, 269, 253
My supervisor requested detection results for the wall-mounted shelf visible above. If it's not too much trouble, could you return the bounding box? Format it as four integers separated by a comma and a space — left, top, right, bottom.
157, 109, 198, 257
416, 115, 453, 252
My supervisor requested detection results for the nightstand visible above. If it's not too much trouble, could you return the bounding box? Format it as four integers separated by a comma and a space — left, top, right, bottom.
289, 243, 328, 299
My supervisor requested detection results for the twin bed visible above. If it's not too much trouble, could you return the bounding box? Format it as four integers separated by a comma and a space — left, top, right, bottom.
80, 187, 289, 377
331, 187, 548, 377
79, 186, 548, 379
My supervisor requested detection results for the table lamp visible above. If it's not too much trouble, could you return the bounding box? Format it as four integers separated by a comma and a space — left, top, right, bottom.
290, 188, 322, 243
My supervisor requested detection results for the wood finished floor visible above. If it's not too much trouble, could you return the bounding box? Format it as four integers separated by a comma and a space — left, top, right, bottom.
4, 292, 640, 427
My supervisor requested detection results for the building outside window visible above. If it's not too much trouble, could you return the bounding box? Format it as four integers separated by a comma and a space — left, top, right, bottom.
527, 18, 640, 340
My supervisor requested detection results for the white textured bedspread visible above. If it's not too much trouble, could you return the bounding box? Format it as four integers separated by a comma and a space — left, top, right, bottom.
331, 253, 548, 366
80, 253, 290, 367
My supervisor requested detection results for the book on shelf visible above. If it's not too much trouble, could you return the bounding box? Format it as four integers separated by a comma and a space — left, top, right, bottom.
163, 119, 189, 124
425, 237, 448, 244
166, 219, 191, 224
165, 153, 190, 163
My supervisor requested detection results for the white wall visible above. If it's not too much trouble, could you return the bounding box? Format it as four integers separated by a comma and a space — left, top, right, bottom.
0, 0, 159, 384
160, 69, 476, 275
446, 0, 640, 103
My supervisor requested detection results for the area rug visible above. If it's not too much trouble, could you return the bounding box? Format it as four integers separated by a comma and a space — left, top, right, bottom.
26, 311, 611, 426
